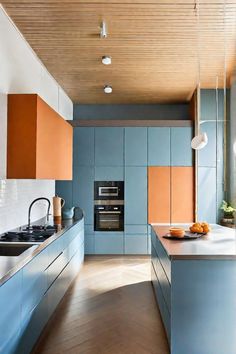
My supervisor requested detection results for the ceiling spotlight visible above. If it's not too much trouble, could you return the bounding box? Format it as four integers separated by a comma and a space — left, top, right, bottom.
104, 85, 112, 94
100, 21, 107, 38
102, 56, 112, 65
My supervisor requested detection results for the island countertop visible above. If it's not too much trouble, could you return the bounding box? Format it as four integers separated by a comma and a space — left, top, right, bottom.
151, 224, 236, 260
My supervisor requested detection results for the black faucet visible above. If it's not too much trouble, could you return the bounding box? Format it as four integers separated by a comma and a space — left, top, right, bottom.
28, 197, 51, 230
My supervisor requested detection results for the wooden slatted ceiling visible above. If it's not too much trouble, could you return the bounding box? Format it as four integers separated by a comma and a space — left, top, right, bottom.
2, 1, 236, 104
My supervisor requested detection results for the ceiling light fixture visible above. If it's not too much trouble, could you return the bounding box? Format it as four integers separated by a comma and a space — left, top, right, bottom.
100, 21, 107, 38
102, 56, 112, 65
104, 85, 112, 94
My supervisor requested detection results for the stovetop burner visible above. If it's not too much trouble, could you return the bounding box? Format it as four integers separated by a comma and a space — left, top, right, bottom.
1, 225, 58, 243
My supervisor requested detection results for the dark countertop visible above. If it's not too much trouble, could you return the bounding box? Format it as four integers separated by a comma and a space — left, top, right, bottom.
151, 224, 236, 260
0, 215, 84, 287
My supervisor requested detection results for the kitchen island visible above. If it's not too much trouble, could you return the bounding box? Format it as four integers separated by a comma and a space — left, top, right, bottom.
151, 224, 236, 354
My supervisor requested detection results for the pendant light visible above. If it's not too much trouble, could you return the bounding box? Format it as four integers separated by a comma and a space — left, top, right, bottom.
191, 0, 208, 150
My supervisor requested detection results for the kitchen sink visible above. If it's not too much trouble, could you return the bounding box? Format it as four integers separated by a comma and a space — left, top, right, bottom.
0, 244, 35, 257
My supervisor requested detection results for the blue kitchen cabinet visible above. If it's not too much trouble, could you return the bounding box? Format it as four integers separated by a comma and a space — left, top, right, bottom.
73, 165, 94, 225
18, 293, 49, 354
74, 127, 95, 166
124, 225, 148, 254
84, 225, 95, 254
125, 127, 147, 166
125, 234, 147, 254
148, 127, 170, 166
0, 270, 22, 354
56, 181, 73, 208
95, 166, 124, 181
95, 232, 124, 254
198, 122, 217, 167
21, 248, 48, 319
95, 127, 124, 166
125, 167, 147, 225
198, 167, 217, 223
171, 127, 193, 166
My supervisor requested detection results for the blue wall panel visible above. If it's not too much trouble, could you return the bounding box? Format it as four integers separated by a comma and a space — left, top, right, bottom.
55, 181, 73, 208
125, 128, 147, 166
148, 127, 170, 166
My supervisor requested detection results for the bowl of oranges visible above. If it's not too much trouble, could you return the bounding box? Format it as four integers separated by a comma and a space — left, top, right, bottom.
189, 222, 211, 234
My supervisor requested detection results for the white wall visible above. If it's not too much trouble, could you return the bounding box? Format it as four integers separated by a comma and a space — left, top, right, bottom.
0, 6, 73, 233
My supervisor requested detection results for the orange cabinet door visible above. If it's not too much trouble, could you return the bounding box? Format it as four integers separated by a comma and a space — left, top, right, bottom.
171, 167, 194, 223
148, 166, 171, 224
7, 94, 72, 180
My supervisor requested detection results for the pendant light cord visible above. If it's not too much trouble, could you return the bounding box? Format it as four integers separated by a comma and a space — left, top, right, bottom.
196, 0, 201, 136
223, 0, 227, 193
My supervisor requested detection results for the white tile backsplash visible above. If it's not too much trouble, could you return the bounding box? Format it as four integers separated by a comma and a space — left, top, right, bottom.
0, 179, 55, 234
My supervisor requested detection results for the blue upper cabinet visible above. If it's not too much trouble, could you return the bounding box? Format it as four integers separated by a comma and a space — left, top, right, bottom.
125, 167, 147, 225
73, 165, 94, 225
198, 122, 216, 167
74, 127, 95, 166
95, 166, 124, 181
125, 128, 147, 166
148, 128, 170, 166
171, 127, 193, 166
198, 167, 217, 223
95, 128, 124, 166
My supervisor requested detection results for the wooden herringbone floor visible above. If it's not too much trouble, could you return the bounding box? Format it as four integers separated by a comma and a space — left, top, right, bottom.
34, 256, 170, 354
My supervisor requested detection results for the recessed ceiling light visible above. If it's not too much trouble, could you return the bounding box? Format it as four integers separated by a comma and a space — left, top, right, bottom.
102, 56, 112, 65
100, 21, 107, 38
104, 85, 112, 94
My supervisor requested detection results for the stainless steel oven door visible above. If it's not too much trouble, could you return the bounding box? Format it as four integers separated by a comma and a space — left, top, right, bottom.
97, 211, 121, 230
98, 186, 119, 197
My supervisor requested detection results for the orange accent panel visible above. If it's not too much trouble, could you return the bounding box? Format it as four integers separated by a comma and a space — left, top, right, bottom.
36, 96, 73, 180
7, 94, 73, 180
148, 166, 171, 224
171, 167, 194, 223
7, 94, 38, 179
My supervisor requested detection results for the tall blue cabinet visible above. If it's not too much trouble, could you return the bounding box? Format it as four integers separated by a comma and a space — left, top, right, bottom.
56, 124, 193, 256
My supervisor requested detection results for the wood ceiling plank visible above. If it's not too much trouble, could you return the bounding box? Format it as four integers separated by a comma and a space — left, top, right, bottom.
1, 0, 236, 103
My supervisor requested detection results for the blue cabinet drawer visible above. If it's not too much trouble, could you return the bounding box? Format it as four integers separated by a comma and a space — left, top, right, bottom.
156, 237, 171, 281
95, 232, 124, 254
125, 234, 148, 254
125, 225, 147, 234
154, 257, 171, 311
68, 234, 84, 260
84, 224, 95, 255
47, 238, 64, 267
18, 293, 48, 354
47, 251, 68, 289
47, 246, 84, 319
151, 264, 170, 343
0, 271, 22, 354
22, 249, 48, 317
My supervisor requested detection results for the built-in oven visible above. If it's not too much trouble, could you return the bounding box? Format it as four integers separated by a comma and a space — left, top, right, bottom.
94, 204, 124, 232
94, 181, 124, 231
94, 181, 124, 201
